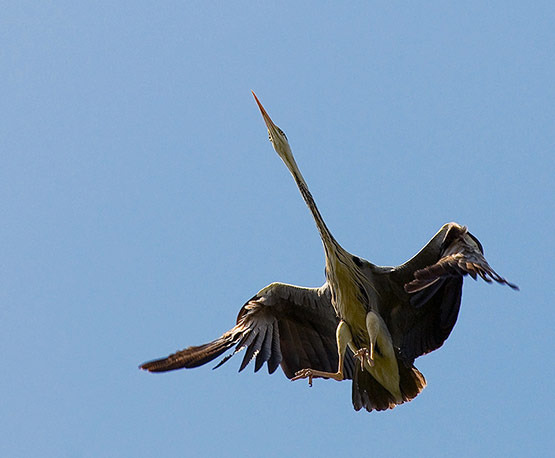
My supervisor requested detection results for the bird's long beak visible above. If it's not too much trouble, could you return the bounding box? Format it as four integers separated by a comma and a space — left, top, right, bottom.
252, 91, 280, 137
252, 91, 295, 170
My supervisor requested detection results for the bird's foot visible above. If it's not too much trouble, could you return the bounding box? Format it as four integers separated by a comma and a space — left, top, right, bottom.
292, 368, 344, 387
353, 347, 374, 368
292, 368, 315, 387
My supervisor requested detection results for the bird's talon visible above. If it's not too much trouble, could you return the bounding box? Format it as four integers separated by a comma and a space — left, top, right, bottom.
353, 347, 374, 368
292, 368, 314, 387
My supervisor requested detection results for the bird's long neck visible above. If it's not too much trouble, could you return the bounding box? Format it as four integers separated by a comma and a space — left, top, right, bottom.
286, 155, 375, 315
284, 156, 344, 261
283, 152, 378, 319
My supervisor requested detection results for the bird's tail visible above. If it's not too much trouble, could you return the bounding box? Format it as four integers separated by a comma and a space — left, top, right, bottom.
352, 361, 427, 412
140, 332, 238, 373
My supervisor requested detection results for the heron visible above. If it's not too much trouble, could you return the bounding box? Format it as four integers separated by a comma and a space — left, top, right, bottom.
140, 92, 518, 412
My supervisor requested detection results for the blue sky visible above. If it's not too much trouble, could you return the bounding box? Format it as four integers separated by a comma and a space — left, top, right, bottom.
2, 2, 553, 457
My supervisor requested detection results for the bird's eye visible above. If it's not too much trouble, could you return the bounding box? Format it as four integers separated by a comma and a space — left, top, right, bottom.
278, 128, 287, 140
268, 132, 273, 142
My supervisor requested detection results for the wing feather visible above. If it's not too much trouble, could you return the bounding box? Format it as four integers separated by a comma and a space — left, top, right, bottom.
140, 282, 353, 380
239, 326, 266, 372
405, 237, 519, 293
254, 323, 274, 372
386, 223, 517, 365
266, 323, 282, 374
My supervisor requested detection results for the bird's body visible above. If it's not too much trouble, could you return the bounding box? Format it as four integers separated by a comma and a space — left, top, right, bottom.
141, 93, 518, 412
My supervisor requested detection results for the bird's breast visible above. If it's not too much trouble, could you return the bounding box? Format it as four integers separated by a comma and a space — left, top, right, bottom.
329, 262, 370, 343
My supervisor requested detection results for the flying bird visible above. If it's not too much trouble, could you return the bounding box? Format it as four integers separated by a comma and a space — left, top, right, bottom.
140, 93, 518, 412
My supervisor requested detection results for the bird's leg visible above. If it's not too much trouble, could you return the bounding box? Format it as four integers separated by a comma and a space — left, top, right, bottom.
366, 311, 381, 366
292, 320, 352, 386
354, 311, 381, 368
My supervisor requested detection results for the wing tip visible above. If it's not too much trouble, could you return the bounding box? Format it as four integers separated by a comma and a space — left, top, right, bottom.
139, 358, 167, 373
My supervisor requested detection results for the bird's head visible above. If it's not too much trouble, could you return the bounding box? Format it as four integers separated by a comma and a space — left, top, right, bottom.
252, 92, 295, 168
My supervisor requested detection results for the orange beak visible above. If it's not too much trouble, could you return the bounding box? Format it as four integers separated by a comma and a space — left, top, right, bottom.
252, 91, 279, 134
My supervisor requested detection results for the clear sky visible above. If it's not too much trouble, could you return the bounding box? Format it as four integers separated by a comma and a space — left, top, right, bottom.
2, 2, 553, 457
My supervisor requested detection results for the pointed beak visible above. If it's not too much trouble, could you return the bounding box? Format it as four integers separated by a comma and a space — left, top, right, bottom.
252, 91, 279, 136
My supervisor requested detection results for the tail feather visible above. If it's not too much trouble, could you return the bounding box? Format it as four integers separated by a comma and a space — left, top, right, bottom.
140, 335, 236, 372
352, 365, 397, 412
398, 362, 427, 402
352, 360, 427, 412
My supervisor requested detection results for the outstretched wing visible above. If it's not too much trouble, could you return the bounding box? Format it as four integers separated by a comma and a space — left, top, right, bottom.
404, 231, 519, 294
387, 222, 518, 364
140, 282, 354, 380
